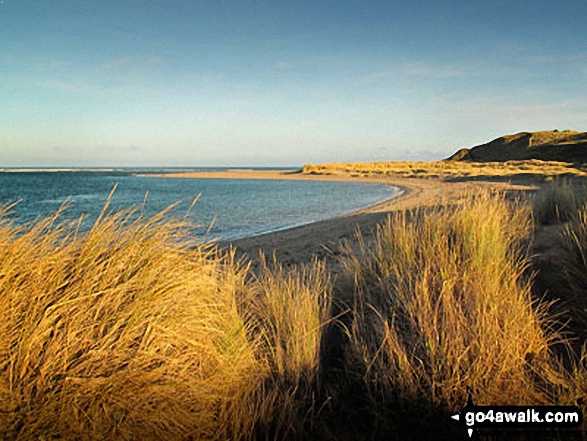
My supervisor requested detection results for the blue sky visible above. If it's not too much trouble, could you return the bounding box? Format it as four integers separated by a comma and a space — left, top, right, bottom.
1, 0, 586, 167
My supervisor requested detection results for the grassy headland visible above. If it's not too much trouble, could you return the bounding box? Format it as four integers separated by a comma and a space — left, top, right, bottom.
303, 130, 587, 180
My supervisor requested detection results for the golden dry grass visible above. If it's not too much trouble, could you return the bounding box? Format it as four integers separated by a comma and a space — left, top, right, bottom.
0, 200, 335, 440
0, 203, 266, 440
302, 159, 587, 179
560, 208, 587, 328
533, 179, 587, 225
523, 130, 582, 147
4, 188, 587, 439
245, 256, 331, 381
239, 256, 332, 438
341, 191, 568, 413
531, 183, 587, 419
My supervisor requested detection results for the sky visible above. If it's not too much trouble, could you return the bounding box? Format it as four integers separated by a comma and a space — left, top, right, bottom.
1, 0, 586, 167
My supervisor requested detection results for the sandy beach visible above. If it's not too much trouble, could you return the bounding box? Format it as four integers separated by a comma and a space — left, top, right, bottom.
156, 170, 539, 271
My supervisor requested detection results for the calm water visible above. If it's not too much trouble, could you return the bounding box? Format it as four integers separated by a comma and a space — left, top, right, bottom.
0, 168, 400, 240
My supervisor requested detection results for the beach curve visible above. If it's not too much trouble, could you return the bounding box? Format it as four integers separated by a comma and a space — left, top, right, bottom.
155, 169, 538, 271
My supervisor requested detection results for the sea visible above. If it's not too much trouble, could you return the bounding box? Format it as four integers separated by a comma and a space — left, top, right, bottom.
0, 168, 400, 241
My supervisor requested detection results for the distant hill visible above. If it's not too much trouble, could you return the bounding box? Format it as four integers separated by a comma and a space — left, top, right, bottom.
447, 130, 587, 163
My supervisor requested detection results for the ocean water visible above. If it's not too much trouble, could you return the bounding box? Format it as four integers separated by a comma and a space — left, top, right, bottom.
0, 168, 400, 240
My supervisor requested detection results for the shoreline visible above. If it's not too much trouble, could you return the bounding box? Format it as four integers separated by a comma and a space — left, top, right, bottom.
153, 169, 407, 242
220, 183, 403, 243
155, 170, 540, 270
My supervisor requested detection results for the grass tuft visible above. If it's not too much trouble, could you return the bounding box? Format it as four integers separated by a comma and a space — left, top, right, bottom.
240, 256, 333, 439
341, 191, 567, 420
557, 207, 587, 331
0, 205, 263, 440
533, 179, 587, 225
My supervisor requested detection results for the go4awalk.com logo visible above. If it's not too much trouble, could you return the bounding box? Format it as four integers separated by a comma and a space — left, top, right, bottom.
450, 396, 583, 438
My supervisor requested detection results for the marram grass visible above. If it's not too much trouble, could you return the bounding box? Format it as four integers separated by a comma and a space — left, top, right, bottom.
533, 178, 587, 225
341, 191, 568, 413
303, 159, 587, 179
0, 204, 266, 440
2, 189, 587, 439
238, 256, 333, 439
0, 201, 334, 440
